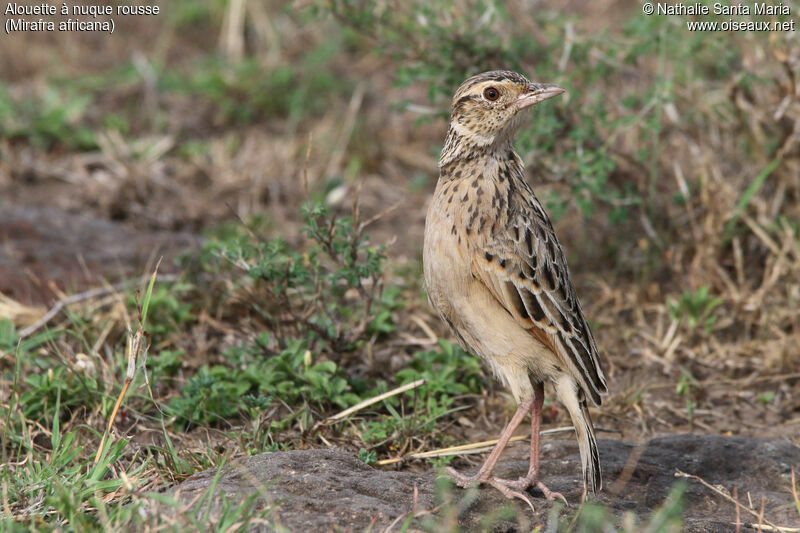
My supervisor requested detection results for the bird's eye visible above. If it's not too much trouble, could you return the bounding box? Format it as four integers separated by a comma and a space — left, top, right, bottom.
483, 87, 500, 101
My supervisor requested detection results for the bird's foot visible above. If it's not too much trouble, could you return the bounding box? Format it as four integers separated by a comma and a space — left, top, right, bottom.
445, 466, 483, 489
534, 480, 568, 505
445, 467, 537, 512
491, 475, 568, 505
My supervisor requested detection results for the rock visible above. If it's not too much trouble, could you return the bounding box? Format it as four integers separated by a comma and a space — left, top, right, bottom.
155, 434, 800, 532
162, 449, 433, 532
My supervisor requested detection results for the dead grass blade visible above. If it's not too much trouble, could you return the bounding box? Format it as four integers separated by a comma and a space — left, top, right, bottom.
94, 260, 161, 464
377, 426, 577, 466
327, 379, 426, 422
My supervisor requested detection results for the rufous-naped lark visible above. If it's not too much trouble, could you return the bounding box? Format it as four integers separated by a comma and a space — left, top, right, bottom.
423, 70, 607, 504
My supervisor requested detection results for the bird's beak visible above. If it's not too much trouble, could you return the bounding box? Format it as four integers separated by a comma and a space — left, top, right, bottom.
515, 83, 566, 110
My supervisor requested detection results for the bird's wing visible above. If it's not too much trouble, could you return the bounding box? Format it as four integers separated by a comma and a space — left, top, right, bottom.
471, 191, 608, 405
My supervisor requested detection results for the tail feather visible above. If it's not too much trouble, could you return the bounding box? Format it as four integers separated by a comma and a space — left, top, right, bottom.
579, 398, 602, 492
555, 375, 602, 493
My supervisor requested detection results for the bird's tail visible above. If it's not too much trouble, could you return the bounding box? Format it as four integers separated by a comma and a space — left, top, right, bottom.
556, 376, 602, 493
578, 398, 601, 492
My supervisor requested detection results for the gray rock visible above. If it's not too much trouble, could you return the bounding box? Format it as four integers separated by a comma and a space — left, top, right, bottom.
157, 435, 800, 532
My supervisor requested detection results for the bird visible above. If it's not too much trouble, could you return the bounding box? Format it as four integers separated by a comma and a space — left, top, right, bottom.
422, 70, 607, 505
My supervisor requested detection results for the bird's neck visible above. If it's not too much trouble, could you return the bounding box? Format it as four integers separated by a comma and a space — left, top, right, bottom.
439, 128, 520, 178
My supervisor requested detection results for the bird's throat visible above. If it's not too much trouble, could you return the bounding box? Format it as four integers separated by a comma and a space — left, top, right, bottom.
439, 127, 515, 169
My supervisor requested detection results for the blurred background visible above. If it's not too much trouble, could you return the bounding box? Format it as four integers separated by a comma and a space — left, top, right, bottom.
1, 0, 798, 529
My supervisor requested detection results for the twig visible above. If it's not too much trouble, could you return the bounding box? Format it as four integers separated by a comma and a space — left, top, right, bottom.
19, 274, 177, 339
327, 379, 426, 422
358, 200, 404, 232
675, 470, 789, 532
731, 524, 800, 532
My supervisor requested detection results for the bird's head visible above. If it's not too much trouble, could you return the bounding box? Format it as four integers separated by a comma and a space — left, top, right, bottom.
441, 70, 564, 166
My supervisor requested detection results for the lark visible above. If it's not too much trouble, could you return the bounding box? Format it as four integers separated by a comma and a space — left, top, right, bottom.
423, 71, 607, 504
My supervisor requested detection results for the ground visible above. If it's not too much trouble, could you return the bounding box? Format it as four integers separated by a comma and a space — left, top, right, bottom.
0, 1, 798, 531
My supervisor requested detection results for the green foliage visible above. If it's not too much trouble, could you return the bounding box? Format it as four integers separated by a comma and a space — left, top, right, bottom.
168, 337, 361, 426
1, 384, 147, 529
427, 455, 453, 467
756, 391, 775, 405
19, 367, 101, 423
150, 349, 183, 378
668, 286, 723, 333
160, 39, 349, 125
3, 314, 102, 427
0, 85, 97, 150
205, 200, 395, 353
130, 282, 195, 342
357, 340, 485, 450
358, 399, 455, 447
396, 339, 484, 399
357, 448, 377, 464
149, 488, 277, 532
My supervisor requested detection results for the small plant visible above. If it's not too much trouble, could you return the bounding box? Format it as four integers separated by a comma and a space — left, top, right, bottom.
668, 286, 723, 333
396, 339, 485, 400
130, 282, 195, 343
354, 340, 485, 454
756, 391, 775, 405
675, 370, 699, 430
19, 367, 101, 423
149, 349, 183, 378
2, 384, 148, 529
168, 336, 363, 427
357, 448, 377, 465
428, 455, 453, 467
205, 199, 395, 355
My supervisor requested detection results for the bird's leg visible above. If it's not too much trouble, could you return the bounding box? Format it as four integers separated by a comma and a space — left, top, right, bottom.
446, 397, 534, 488
493, 383, 567, 504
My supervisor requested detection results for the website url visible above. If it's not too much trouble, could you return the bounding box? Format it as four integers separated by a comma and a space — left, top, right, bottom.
686, 19, 796, 31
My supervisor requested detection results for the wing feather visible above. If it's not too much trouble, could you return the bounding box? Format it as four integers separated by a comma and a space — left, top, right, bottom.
471, 197, 608, 405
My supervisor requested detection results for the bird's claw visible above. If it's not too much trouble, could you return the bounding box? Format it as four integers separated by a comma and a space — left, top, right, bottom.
445, 467, 545, 512
488, 478, 536, 512
490, 475, 568, 506
536, 480, 568, 505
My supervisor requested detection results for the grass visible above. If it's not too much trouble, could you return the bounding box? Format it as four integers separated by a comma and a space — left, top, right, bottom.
1, 0, 799, 530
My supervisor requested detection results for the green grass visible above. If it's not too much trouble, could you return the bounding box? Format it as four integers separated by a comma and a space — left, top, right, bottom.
668, 286, 723, 333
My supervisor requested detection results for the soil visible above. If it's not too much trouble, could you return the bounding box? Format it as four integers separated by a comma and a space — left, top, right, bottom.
0, 206, 198, 304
